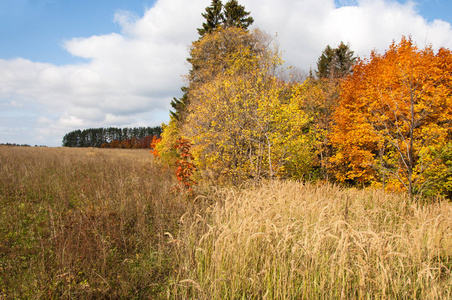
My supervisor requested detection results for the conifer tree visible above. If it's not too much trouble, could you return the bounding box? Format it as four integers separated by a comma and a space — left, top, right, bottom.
302, 43, 355, 180
197, 0, 224, 37
169, 87, 188, 122
316, 45, 334, 79
316, 42, 355, 79
223, 0, 254, 29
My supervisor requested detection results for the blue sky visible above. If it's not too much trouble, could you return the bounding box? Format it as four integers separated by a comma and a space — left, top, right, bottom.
0, 0, 155, 64
415, 0, 452, 23
1, 0, 452, 146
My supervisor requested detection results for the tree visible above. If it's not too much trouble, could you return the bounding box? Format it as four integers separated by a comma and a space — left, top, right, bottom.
169, 88, 189, 123
316, 42, 355, 79
300, 42, 355, 180
223, 0, 254, 29
62, 127, 161, 148
330, 37, 452, 198
316, 45, 334, 79
188, 25, 266, 85
301, 77, 340, 180
169, 0, 254, 124
182, 27, 313, 183
197, 0, 224, 37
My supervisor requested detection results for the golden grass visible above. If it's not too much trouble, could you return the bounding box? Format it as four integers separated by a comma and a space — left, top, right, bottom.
170, 181, 452, 299
1, 147, 451, 299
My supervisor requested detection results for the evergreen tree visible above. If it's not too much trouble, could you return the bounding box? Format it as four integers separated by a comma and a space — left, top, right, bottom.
223, 0, 254, 29
169, 87, 189, 123
197, 0, 224, 37
316, 45, 334, 79
62, 127, 161, 147
316, 42, 355, 79
303, 43, 355, 179
332, 42, 355, 78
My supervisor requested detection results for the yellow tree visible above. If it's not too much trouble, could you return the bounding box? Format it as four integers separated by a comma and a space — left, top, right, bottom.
188, 26, 269, 85
157, 27, 265, 164
330, 37, 452, 198
301, 77, 341, 180
183, 27, 313, 184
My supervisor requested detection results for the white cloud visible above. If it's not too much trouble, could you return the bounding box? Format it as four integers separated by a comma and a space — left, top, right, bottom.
243, 0, 452, 68
1, 0, 452, 146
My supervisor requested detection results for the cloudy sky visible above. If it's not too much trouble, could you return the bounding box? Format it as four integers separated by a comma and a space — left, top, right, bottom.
1, 0, 452, 146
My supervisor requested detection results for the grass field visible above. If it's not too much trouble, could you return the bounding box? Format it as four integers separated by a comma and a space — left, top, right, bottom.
0, 147, 185, 299
1, 147, 451, 299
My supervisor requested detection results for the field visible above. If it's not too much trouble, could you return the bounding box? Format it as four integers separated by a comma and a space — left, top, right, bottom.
1, 147, 451, 299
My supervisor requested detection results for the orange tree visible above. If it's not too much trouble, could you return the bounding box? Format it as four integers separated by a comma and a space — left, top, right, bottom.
330, 37, 452, 198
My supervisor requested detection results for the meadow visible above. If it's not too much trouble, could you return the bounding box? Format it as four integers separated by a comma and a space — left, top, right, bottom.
1, 147, 451, 299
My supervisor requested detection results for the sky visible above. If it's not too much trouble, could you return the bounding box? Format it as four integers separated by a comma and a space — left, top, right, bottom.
1, 0, 452, 147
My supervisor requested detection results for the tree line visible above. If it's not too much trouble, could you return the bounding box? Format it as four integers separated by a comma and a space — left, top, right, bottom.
156, 0, 452, 200
62, 126, 162, 148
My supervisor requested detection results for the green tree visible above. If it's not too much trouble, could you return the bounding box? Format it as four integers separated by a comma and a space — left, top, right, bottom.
197, 0, 224, 37
302, 77, 340, 180
223, 0, 254, 29
316, 42, 355, 79
300, 42, 355, 180
169, 87, 189, 123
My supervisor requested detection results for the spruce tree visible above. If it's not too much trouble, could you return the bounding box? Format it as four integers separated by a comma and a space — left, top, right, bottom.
223, 0, 254, 29
316, 42, 355, 79
316, 45, 335, 79
333, 42, 355, 78
197, 0, 224, 37
169, 87, 189, 122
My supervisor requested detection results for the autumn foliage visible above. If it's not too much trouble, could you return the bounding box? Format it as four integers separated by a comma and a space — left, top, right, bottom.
156, 27, 452, 200
101, 135, 158, 149
181, 27, 315, 183
149, 135, 162, 157
173, 138, 197, 193
330, 37, 452, 197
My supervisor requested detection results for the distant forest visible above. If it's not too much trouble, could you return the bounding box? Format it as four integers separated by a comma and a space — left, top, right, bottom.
62, 126, 162, 148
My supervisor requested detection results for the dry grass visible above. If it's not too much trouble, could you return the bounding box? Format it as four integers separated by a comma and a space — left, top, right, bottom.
170, 181, 452, 299
1, 147, 451, 299
0, 147, 185, 299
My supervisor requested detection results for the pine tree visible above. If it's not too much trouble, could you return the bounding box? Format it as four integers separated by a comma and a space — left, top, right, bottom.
169, 87, 189, 122
316, 42, 355, 79
223, 0, 254, 29
304, 43, 355, 180
316, 45, 334, 79
197, 0, 224, 37
332, 42, 355, 78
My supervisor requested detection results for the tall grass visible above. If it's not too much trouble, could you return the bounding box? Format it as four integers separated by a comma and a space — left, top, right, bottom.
0, 147, 185, 299
170, 181, 452, 299
2, 147, 451, 299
